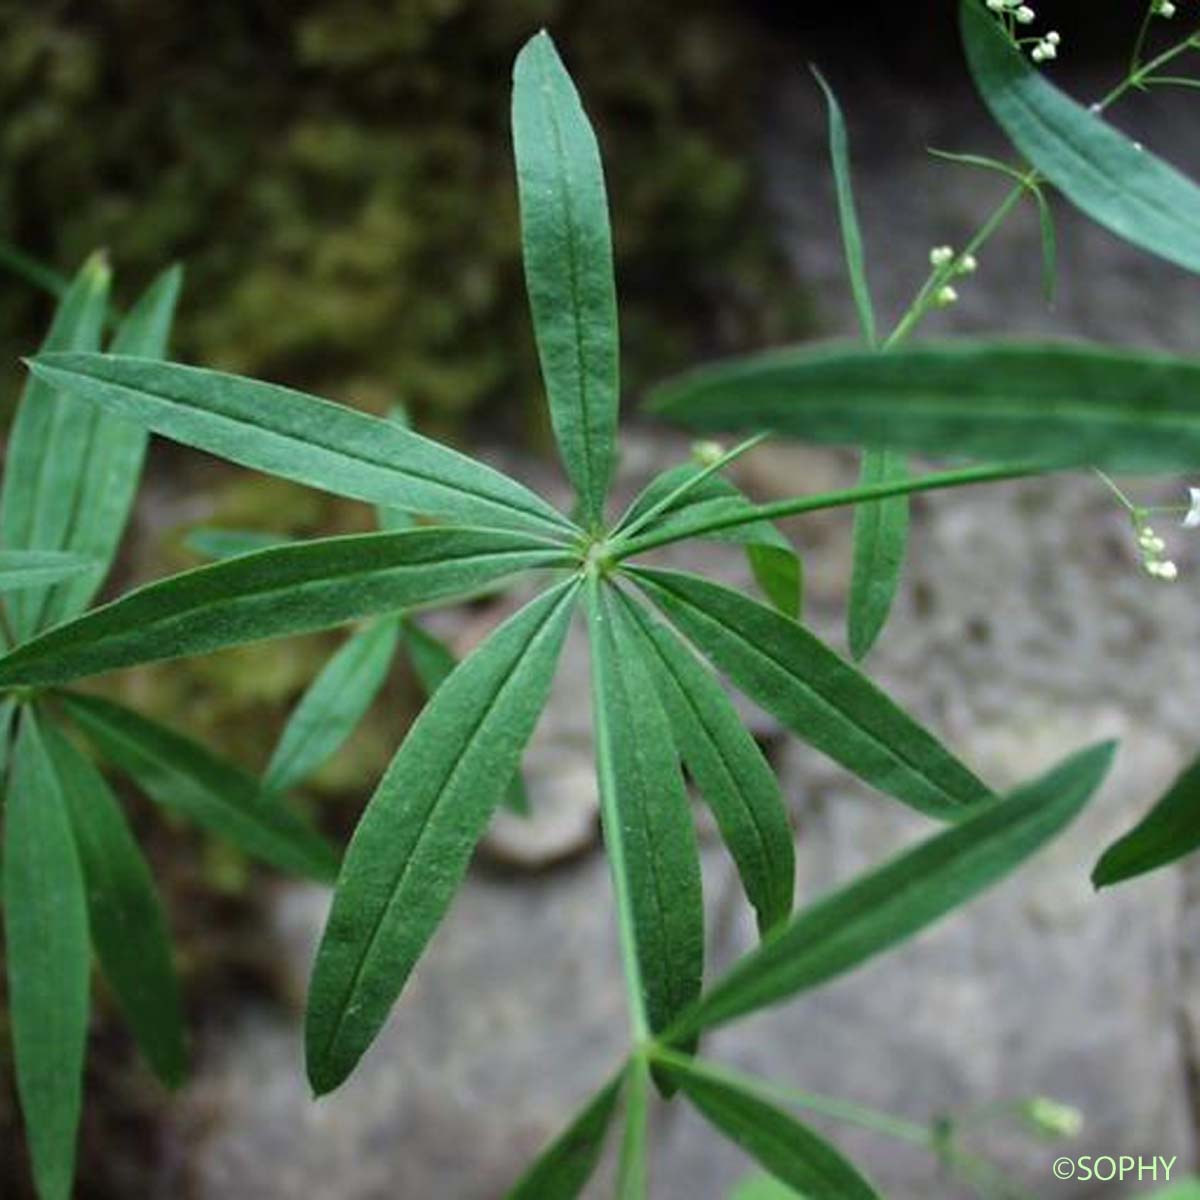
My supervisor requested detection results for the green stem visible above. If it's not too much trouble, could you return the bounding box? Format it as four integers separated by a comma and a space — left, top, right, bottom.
1095, 25, 1200, 111
648, 1045, 931, 1146
610, 461, 1051, 559
611, 432, 768, 542
584, 572, 651, 1045
884, 177, 1033, 348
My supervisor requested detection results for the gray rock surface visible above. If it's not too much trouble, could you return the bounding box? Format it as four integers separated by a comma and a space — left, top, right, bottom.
171, 59, 1200, 1200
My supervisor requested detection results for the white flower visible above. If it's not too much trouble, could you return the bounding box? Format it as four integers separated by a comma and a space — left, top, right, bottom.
930, 245, 955, 267
1182, 486, 1200, 529
934, 285, 959, 307
958, 253, 979, 274
1015, 5, 1036, 23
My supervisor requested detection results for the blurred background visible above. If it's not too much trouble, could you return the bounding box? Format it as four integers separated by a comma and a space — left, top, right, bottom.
2, 1, 1200, 1196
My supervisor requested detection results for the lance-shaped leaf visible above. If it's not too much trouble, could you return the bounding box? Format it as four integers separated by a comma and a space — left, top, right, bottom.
1093, 754, 1200, 887
617, 1057, 651, 1200
631, 568, 990, 820
402, 617, 531, 815
44, 722, 186, 1088
512, 31, 620, 527
621, 593, 793, 934
59, 692, 338, 883
809, 70, 908, 660
376, 405, 417, 532
185, 527, 293, 560
0, 550, 94, 593
666, 742, 1114, 1040
26, 354, 575, 538
812, 66, 875, 347
961, 0, 1200, 276
306, 580, 579, 1094
0, 527, 570, 687
264, 618, 401, 794
619, 463, 802, 617
39, 266, 184, 631
2, 253, 110, 641
504, 1071, 624, 1200
730, 1174, 805, 1200
3, 710, 90, 1200
659, 1057, 879, 1200
650, 339, 1200, 473
586, 578, 704, 1037
849, 447, 909, 661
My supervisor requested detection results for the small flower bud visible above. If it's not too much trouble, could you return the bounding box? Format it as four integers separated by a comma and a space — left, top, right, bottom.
1031, 45, 1046, 62
1016, 5, 1036, 23
1159, 560, 1179, 581
934, 285, 959, 308
930, 245, 955, 267
957, 254, 978, 275
1045, 30, 1061, 45
691, 440, 725, 467
1024, 1098, 1084, 1138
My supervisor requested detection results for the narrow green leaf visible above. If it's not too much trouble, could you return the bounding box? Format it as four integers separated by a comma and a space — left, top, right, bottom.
0, 527, 570, 687
1145, 1182, 1200, 1200
39, 265, 184, 630
730, 1174, 806, 1200
848, 447, 909, 661
808, 72, 909, 660
1093, 754, 1200, 887
585, 578, 704, 1037
668, 742, 1114, 1039
375, 405, 417, 532
811, 67, 875, 346
3, 710, 90, 1200
961, 0, 1200, 276
617, 1057, 651, 1200
620, 463, 802, 617
650, 339, 1200, 473
59, 692, 338, 883
512, 31, 620, 527
660, 1057, 879, 1200
43, 722, 186, 1088
0, 550, 94, 593
2, 253, 110, 641
631, 568, 990, 820
185, 527, 292, 560
402, 617, 531, 815
620, 593, 794, 934
26, 354, 575, 538
306, 580, 579, 1094
264, 618, 401, 794
504, 1072, 624, 1200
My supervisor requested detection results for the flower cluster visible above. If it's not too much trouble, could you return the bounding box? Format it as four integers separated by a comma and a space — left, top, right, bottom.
1135, 519, 1177, 581
986, 0, 1063, 62
929, 245, 978, 308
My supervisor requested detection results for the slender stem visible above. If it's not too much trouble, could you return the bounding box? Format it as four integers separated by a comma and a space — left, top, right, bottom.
612, 432, 768, 543
1095, 26, 1200, 112
884, 177, 1033, 348
1130, 3, 1157, 77
1143, 74, 1200, 90
648, 1046, 932, 1146
584, 572, 651, 1044
610, 461, 1051, 559
1093, 468, 1137, 513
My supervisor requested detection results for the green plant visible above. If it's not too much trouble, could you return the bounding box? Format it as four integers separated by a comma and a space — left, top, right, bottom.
0, 258, 346, 1200
4, 3, 1200, 1195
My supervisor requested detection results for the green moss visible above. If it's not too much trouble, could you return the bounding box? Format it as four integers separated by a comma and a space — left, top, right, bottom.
0, 1, 813, 432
